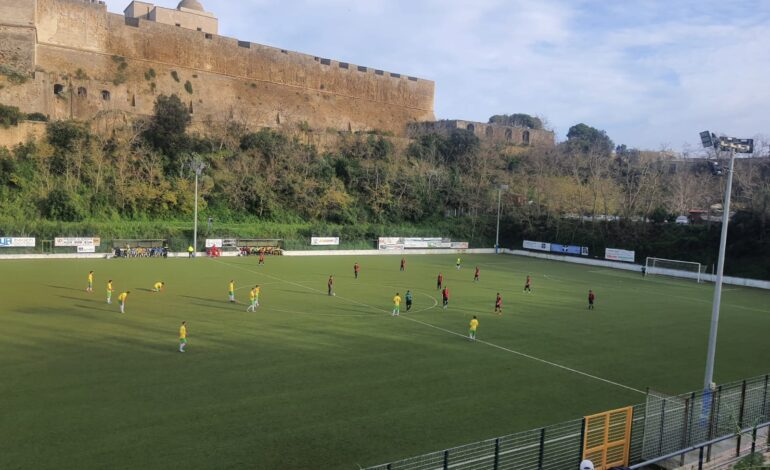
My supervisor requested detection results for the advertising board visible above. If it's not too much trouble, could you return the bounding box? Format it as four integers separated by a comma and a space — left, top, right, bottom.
311, 237, 340, 246
605, 248, 635, 263
55, 237, 101, 247
0, 237, 35, 248
523, 240, 551, 252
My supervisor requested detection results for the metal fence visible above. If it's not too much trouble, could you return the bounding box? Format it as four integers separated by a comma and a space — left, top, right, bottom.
366, 374, 770, 470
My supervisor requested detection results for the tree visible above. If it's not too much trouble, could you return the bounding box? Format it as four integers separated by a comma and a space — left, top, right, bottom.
566, 123, 614, 156
143, 94, 191, 163
488, 113, 543, 130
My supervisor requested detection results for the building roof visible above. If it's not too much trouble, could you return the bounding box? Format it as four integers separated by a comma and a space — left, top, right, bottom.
177, 0, 204, 12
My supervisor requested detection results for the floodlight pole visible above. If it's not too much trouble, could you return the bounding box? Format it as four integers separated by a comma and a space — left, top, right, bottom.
495, 184, 509, 253
189, 157, 206, 258
703, 148, 735, 389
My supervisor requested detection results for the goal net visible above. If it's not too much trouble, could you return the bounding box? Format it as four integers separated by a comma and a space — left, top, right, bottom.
645, 257, 707, 283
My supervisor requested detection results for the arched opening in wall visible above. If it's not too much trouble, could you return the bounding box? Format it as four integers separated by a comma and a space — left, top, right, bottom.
505, 129, 513, 141
101, 90, 111, 101
131, 94, 136, 107
523, 130, 530, 145
485, 126, 493, 138
189, 101, 194, 114
54, 84, 64, 95
466, 124, 475, 132
77, 87, 87, 97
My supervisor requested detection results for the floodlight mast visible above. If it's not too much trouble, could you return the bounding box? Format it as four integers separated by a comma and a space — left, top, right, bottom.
495, 184, 509, 253
701, 132, 753, 390
188, 155, 207, 257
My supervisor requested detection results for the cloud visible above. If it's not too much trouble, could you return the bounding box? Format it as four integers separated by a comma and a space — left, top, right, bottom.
103, 0, 770, 150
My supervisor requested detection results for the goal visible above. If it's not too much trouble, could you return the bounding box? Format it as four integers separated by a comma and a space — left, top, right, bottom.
645, 257, 708, 283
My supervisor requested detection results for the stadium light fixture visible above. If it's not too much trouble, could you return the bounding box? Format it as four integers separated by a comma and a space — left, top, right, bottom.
495, 184, 509, 253
701, 131, 753, 391
188, 155, 207, 257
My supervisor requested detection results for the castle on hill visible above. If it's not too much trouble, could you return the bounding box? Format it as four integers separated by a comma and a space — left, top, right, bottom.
0, 0, 554, 145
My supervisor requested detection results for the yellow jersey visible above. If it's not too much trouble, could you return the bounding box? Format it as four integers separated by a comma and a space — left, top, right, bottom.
88, 273, 94, 283
393, 295, 401, 306
249, 289, 256, 301
469, 319, 479, 331
118, 292, 128, 303
107, 282, 113, 292
254, 287, 260, 297
154, 282, 163, 290
229, 282, 235, 292
179, 325, 187, 339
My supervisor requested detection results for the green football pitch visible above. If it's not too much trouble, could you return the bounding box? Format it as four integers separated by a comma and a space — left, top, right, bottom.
1, 254, 769, 469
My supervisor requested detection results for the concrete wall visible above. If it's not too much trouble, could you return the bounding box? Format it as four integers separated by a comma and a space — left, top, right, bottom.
0, 0, 435, 136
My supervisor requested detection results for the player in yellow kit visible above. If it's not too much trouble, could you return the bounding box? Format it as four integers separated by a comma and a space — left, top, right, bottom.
179, 321, 187, 353
246, 285, 261, 312
228, 280, 235, 303
118, 291, 130, 314
469, 316, 479, 341
87, 271, 94, 292
152, 281, 165, 293
392, 292, 401, 316
106, 280, 114, 304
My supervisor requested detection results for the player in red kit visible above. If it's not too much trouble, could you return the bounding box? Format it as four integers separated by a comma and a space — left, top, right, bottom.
354, 262, 360, 279
588, 289, 595, 310
495, 292, 503, 315
474, 266, 480, 282
442, 286, 449, 309
437, 272, 443, 290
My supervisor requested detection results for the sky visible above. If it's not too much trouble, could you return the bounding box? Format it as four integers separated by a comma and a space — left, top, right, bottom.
103, 0, 770, 151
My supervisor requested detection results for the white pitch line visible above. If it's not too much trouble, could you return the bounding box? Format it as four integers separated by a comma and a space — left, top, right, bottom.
212, 258, 645, 395
401, 315, 646, 395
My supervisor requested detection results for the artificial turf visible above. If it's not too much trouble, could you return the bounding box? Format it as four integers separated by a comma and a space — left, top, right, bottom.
1, 253, 768, 469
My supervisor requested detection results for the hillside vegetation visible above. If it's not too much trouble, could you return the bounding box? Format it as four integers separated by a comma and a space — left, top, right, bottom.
0, 95, 769, 277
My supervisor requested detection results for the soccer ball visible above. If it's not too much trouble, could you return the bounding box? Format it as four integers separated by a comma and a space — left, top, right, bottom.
333, 293, 336, 296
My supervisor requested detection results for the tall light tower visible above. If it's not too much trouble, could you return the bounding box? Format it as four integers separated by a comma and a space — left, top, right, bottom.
188, 155, 207, 258
699, 131, 754, 390
495, 184, 509, 253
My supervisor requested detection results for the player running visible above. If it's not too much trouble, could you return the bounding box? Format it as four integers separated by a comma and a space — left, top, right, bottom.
354, 262, 360, 279
106, 280, 114, 304
87, 271, 94, 293
152, 281, 165, 293
228, 280, 236, 303
442, 286, 449, 310
118, 291, 129, 314
456, 257, 462, 270
469, 316, 479, 341
179, 321, 187, 353
437, 272, 443, 290
400, 257, 406, 272
588, 290, 595, 310
495, 293, 503, 315
524, 275, 532, 293
328, 275, 334, 296
392, 292, 401, 316
405, 290, 413, 312
474, 266, 480, 282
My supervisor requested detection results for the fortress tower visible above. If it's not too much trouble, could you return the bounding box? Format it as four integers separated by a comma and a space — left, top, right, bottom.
0, 0, 435, 136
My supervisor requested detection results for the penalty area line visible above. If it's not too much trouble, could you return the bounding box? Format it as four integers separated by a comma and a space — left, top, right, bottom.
400, 315, 645, 395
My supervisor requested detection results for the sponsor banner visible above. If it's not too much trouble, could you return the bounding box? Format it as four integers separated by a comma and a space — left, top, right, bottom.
55, 237, 100, 247
523, 240, 551, 252
379, 244, 405, 251
77, 245, 96, 253
451, 242, 469, 249
0, 237, 36, 248
403, 237, 443, 249
551, 243, 589, 256
311, 237, 340, 246
205, 239, 223, 248
605, 248, 635, 263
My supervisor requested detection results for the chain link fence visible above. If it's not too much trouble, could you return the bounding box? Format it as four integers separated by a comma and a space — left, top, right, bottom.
366, 374, 770, 470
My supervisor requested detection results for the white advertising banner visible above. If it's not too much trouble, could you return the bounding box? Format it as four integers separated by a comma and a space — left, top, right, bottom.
77, 245, 96, 253
0, 237, 35, 248
55, 237, 100, 247
205, 239, 223, 248
451, 242, 469, 249
605, 248, 635, 263
378, 237, 404, 250
403, 237, 443, 249
311, 237, 340, 246
523, 240, 551, 252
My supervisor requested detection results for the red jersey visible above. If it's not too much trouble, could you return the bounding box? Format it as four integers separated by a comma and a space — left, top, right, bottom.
400, 259, 405, 267
588, 292, 595, 301
354, 263, 360, 272
475, 268, 480, 276
442, 288, 449, 299
438, 274, 443, 283
496, 295, 502, 306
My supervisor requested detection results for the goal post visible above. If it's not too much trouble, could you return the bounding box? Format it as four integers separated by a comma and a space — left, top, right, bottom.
645, 257, 707, 283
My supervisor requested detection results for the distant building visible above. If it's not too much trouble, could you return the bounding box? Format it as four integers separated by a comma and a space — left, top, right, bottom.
124, 1, 218, 34
407, 120, 555, 147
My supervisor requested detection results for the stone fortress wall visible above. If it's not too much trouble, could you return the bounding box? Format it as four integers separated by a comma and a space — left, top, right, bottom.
0, 0, 435, 136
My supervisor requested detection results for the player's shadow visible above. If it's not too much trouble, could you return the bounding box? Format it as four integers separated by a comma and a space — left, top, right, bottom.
179, 295, 239, 312
76, 304, 117, 314
47, 285, 81, 292
135, 288, 153, 292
